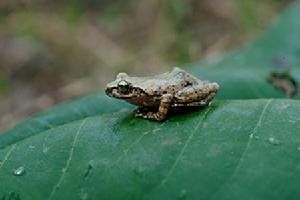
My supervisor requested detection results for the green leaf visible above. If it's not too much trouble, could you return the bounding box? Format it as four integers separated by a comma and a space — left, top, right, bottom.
1, 99, 300, 199
0, 93, 133, 149
2, 2, 300, 200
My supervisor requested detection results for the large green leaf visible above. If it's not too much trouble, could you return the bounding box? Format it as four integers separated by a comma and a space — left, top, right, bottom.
0, 99, 300, 200
1, 2, 300, 200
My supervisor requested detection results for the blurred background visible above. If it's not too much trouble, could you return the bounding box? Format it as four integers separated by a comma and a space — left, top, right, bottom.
0, 0, 296, 131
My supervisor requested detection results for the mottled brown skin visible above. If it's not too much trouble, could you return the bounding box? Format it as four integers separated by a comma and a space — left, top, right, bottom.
105, 67, 219, 121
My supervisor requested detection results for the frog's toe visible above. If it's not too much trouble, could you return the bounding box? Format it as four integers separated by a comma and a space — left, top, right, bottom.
135, 112, 153, 119
135, 112, 144, 117
144, 112, 166, 121
134, 108, 143, 115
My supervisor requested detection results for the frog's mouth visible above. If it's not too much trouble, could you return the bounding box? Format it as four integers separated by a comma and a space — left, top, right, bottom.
105, 87, 135, 99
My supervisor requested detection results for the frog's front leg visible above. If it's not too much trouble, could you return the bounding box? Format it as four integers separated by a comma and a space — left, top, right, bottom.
136, 94, 173, 121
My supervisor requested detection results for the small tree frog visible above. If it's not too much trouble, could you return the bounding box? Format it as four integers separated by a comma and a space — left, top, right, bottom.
105, 67, 219, 121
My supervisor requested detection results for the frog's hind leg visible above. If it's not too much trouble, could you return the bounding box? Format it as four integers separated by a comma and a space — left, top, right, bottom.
174, 83, 219, 106
135, 94, 172, 121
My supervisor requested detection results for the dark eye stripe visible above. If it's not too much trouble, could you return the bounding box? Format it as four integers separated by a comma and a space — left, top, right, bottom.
117, 80, 133, 94
118, 80, 130, 87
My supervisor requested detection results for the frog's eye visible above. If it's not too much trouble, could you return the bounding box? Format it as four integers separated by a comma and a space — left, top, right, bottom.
117, 80, 132, 94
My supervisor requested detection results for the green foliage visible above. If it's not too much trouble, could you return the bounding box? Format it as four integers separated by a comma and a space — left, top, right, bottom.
1, 3, 300, 200
0, 73, 9, 96
164, 0, 193, 63
235, 0, 261, 31
65, 0, 86, 24
9, 11, 36, 38
1, 99, 300, 199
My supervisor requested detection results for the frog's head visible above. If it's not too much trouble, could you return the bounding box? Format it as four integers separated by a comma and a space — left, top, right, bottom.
105, 72, 144, 99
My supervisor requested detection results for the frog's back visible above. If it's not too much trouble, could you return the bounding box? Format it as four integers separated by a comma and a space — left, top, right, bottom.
140, 67, 189, 95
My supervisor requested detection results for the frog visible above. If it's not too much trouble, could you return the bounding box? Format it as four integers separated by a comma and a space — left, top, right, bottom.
105, 67, 219, 121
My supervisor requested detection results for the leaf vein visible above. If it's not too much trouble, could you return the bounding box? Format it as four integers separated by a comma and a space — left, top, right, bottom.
114, 123, 166, 166
0, 144, 16, 170
48, 118, 87, 200
211, 99, 273, 199
156, 106, 213, 188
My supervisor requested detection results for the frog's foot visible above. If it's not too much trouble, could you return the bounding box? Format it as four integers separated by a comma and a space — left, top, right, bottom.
135, 94, 172, 121
139, 111, 163, 121
134, 107, 150, 117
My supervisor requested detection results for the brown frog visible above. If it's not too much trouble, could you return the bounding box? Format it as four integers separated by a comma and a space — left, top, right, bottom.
105, 67, 219, 121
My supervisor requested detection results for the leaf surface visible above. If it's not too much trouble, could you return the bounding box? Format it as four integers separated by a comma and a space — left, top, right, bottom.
1, 99, 300, 200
